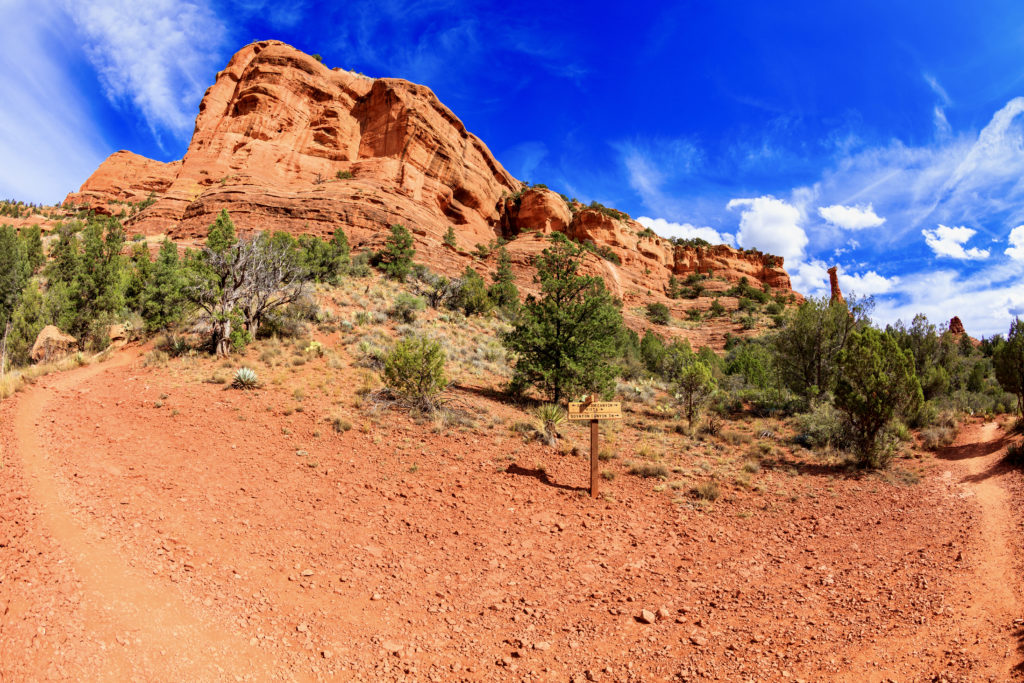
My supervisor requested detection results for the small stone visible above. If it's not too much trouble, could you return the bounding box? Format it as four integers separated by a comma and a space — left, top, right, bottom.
639, 610, 656, 624
296, 450, 308, 457
533, 641, 551, 651
302, 569, 314, 577
657, 606, 671, 620
956, 551, 964, 562
690, 634, 708, 647
382, 640, 403, 654
322, 650, 332, 659
371, 593, 382, 601
296, 623, 308, 633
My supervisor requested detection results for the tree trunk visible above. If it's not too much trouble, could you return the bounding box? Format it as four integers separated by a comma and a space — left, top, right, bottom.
216, 317, 232, 357
0, 319, 10, 377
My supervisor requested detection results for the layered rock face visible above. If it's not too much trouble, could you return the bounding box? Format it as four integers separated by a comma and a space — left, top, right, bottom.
65, 41, 797, 348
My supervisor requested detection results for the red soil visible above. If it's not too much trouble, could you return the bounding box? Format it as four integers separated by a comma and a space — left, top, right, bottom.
2, 351, 1023, 681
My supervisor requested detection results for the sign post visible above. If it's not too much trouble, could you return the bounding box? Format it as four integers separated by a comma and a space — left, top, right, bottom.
568, 395, 622, 498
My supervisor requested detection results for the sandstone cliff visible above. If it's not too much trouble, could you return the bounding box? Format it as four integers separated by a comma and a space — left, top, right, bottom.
64, 40, 797, 349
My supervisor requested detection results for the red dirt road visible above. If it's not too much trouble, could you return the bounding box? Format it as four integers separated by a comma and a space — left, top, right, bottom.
2, 352, 1023, 681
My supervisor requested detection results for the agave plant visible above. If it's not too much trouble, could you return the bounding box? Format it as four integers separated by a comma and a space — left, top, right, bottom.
534, 403, 566, 447
232, 366, 259, 390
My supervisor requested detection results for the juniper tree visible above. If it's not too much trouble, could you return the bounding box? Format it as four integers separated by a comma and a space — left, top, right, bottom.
142, 239, 189, 333
378, 224, 415, 280
488, 246, 519, 313
994, 318, 1024, 414
834, 327, 923, 468
502, 233, 624, 403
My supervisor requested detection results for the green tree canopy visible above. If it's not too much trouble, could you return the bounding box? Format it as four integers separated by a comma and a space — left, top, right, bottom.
378, 224, 415, 280
502, 234, 624, 403
834, 327, 923, 468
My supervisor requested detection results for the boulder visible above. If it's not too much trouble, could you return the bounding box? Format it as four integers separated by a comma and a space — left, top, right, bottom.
30, 326, 77, 364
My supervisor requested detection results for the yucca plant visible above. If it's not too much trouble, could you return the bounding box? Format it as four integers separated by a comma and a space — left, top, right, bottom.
534, 403, 566, 447
232, 367, 259, 390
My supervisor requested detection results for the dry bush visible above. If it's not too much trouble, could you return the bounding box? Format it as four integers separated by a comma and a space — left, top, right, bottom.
628, 462, 669, 478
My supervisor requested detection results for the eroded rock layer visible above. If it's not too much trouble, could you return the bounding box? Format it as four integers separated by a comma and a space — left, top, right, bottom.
65, 41, 796, 348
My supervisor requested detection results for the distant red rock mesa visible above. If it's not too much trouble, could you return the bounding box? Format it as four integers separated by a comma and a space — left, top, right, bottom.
64, 40, 798, 348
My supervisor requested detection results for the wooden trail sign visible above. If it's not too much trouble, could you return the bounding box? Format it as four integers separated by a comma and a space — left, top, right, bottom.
567, 396, 622, 497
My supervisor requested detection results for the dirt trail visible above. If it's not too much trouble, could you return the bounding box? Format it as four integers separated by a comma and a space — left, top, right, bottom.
957, 421, 1021, 678
13, 354, 286, 682
841, 421, 1023, 681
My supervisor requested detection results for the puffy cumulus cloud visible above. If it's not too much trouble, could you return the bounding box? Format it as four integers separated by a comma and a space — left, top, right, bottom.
921, 225, 991, 260
817, 203, 886, 230
635, 217, 734, 247
871, 268, 1024, 338
1006, 226, 1024, 260
841, 269, 900, 296
66, 0, 227, 143
726, 196, 808, 264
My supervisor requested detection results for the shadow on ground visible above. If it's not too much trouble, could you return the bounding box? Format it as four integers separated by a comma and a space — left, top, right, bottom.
505, 463, 587, 493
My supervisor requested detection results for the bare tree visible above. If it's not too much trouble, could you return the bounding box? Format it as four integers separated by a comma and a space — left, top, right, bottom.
188, 233, 307, 356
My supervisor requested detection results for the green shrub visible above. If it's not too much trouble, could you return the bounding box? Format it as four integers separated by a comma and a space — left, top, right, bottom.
336, 170, 354, 180
377, 224, 415, 280
646, 302, 671, 325
709, 300, 726, 317
383, 335, 447, 409
390, 292, 426, 322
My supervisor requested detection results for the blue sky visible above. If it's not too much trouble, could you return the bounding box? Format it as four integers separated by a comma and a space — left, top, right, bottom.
3, 0, 1024, 336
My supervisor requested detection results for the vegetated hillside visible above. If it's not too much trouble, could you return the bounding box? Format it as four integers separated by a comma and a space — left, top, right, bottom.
59, 39, 794, 350
3, 261, 1024, 680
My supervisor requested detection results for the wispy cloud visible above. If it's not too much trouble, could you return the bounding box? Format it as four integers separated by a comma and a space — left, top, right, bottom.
0, 1, 107, 203
65, 0, 228, 146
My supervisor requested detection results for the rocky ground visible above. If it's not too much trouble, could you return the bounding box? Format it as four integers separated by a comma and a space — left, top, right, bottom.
1, 347, 1022, 681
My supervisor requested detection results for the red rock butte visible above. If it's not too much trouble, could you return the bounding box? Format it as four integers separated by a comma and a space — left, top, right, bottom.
65, 40, 796, 347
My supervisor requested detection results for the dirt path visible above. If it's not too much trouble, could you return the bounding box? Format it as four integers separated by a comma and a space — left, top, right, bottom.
956, 421, 1022, 678
13, 354, 286, 681
841, 420, 1023, 681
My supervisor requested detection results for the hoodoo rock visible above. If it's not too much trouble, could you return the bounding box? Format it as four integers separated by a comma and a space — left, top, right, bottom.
828, 266, 844, 303
949, 316, 966, 336
64, 40, 799, 349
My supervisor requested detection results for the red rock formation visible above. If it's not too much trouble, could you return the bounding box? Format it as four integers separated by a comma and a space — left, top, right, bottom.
949, 316, 966, 336
828, 266, 844, 303
30, 326, 77, 363
64, 40, 800, 348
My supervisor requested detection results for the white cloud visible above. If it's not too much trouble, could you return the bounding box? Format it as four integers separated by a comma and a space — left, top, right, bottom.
841, 269, 900, 296
0, 1, 107, 203
636, 217, 734, 246
817, 203, 885, 230
1006, 225, 1024, 260
921, 224, 991, 260
726, 195, 808, 264
65, 0, 227, 143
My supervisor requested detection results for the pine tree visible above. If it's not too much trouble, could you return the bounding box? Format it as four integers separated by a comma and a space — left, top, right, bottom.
994, 318, 1024, 414
488, 246, 519, 313
834, 327, 923, 468
206, 209, 237, 253
502, 234, 624, 403
20, 225, 44, 273
125, 242, 153, 312
443, 225, 457, 249
142, 239, 189, 333
330, 227, 350, 278
7, 280, 44, 368
378, 224, 415, 280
